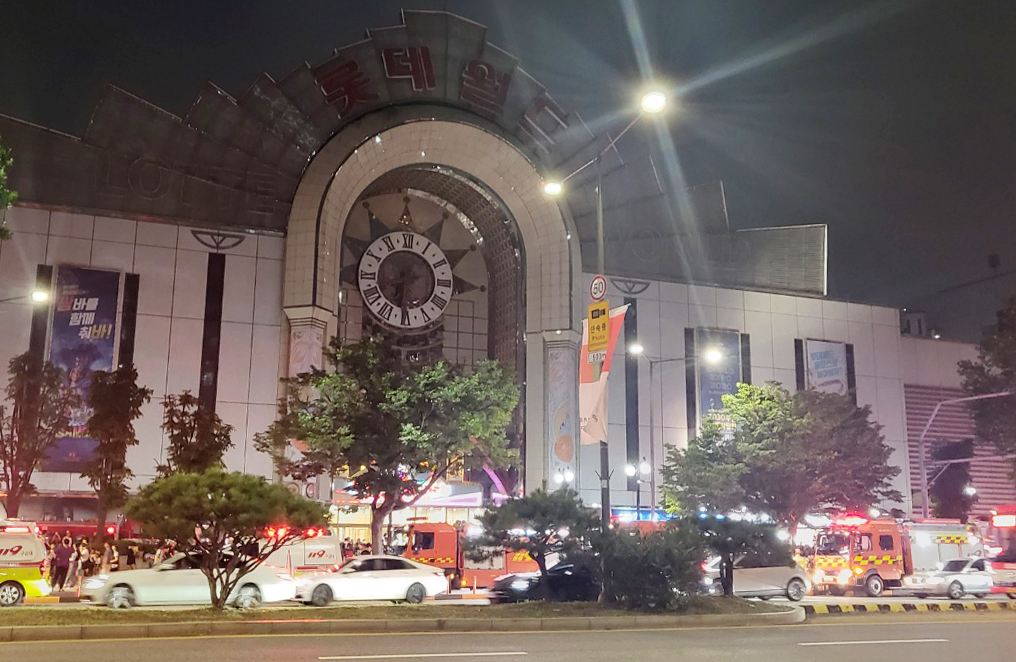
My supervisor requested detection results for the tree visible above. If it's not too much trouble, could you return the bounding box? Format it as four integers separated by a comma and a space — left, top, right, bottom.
124, 469, 327, 609
0, 354, 75, 517
256, 335, 519, 553
959, 296, 1016, 475
597, 524, 706, 610
929, 439, 976, 520
82, 366, 152, 538
0, 136, 15, 240
692, 516, 791, 597
661, 382, 901, 533
158, 391, 235, 475
469, 488, 597, 587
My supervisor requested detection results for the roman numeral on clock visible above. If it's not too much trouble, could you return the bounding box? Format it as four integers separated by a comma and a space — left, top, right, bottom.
431, 258, 448, 269
431, 294, 448, 309
401, 309, 410, 326
359, 270, 376, 281
362, 285, 381, 305
378, 302, 394, 321
402, 233, 415, 249
436, 278, 452, 289
420, 308, 431, 323
381, 236, 395, 251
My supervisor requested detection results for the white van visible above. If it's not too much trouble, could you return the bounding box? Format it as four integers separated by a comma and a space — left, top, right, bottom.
265, 534, 342, 575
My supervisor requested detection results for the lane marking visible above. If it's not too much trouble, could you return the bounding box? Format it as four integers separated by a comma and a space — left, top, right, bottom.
799, 639, 947, 647
319, 654, 527, 660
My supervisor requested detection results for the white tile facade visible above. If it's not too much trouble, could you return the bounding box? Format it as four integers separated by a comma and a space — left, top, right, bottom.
0, 207, 285, 488
577, 272, 915, 514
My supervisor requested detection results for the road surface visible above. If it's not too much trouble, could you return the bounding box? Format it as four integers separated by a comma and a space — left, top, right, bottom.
2, 615, 1014, 661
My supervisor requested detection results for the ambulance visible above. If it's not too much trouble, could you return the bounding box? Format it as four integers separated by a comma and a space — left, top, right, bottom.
0, 521, 52, 606
810, 514, 983, 597
262, 526, 342, 575
402, 522, 539, 589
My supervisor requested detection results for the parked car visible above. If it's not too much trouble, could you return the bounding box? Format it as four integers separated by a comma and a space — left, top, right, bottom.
491, 563, 599, 603
900, 557, 993, 599
295, 555, 448, 606
80, 553, 297, 608
703, 553, 811, 601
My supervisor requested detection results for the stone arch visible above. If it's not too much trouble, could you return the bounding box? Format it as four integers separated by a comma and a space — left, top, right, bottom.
283, 108, 582, 491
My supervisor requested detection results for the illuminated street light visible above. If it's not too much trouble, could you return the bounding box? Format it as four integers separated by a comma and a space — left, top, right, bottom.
639, 90, 668, 114
625, 464, 637, 477
541, 180, 563, 197
964, 485, 977, 496
31, 289, 49, 303
628, 343, 645, 356
703, 347, 724, 365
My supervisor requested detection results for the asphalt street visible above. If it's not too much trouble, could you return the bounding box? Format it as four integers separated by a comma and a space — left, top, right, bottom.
2, 616, 1014, 661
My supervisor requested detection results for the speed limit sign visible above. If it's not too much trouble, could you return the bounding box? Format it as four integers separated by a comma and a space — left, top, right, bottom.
589, 274, 607, 301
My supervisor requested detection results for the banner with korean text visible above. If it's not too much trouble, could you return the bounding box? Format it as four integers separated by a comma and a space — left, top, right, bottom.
42, 266, 122, 472
805, 339, 848, 395
580, 304, 629, 445
695, 328, 742, 437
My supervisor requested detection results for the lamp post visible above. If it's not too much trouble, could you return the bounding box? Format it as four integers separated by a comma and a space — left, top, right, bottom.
917, 391, 1012, 518
542, 88, 669, 532
628, 343, 723, 518
625, 458, 652, 519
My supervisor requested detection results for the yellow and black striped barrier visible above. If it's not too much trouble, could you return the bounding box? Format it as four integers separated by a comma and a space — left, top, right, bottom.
805, 602, 1014, 615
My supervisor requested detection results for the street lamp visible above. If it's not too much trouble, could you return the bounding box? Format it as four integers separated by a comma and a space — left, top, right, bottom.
542, 86, 669, 532
963, 485, 977, 497
0, 289, 50, 304
625, 458, 652, 519
917, 391, 1012, 517
627, 343, 723, 518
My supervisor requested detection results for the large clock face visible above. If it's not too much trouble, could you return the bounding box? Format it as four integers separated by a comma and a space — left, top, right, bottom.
358, 231, 454, 329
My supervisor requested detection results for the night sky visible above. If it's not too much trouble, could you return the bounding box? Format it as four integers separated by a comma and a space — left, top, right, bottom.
2, 0, 1014, 341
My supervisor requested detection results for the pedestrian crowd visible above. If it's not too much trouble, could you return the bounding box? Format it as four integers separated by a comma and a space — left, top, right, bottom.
42, 531, 149, 592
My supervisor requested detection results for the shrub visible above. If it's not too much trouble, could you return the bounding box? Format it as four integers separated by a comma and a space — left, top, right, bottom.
598, 524, 706, 611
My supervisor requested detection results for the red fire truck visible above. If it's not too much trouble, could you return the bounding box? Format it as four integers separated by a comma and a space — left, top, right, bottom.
810, 513, 984, 597
401, 522, 539, 589
988, 504, 1016, 598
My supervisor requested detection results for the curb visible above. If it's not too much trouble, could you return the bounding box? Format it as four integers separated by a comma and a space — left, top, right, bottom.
805, 602, 1014, 615
0, 607, 804, 642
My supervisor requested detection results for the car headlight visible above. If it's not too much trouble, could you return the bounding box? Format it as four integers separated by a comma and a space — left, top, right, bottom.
837, 569, 852, 584
510, 579, 530, 591
702, 576, 714, 586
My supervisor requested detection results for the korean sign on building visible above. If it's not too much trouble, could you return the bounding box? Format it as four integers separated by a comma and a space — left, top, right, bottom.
43, 266, 122, 472
695, 328, 742, 437
805, 339, 848, 395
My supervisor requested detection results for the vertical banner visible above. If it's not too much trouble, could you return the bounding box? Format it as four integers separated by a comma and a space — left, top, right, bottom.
580, 305, 629, 445
695, 328, 742, 437
43, 266, 121, 472
804, 339, 848, 395
546, 344, 578, 488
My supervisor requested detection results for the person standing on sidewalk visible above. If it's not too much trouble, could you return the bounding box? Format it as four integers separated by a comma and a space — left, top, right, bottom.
51, 537, 74, 591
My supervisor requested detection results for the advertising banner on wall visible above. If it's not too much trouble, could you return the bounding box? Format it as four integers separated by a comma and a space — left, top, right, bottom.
579, 304, 630, 446
695, 328, 742, 437
42, 266, 122, 472
805, 339, 849, 395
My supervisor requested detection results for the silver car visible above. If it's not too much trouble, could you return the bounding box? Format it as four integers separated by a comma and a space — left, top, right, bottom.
703, 554, 812, 601
901, 557, 993, 599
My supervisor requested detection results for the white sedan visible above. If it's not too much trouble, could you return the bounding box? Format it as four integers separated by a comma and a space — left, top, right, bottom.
901, 557, 994, 599
296, 555, 448, 606
81, 553, 298, 608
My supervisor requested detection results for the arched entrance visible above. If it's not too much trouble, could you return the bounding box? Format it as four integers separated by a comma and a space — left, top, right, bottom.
282, 111, 582, 492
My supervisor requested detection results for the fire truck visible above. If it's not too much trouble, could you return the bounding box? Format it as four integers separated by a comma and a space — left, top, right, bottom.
810, 514, 984, 597
988, 504, 1016, 598
401, 522, 539, 589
